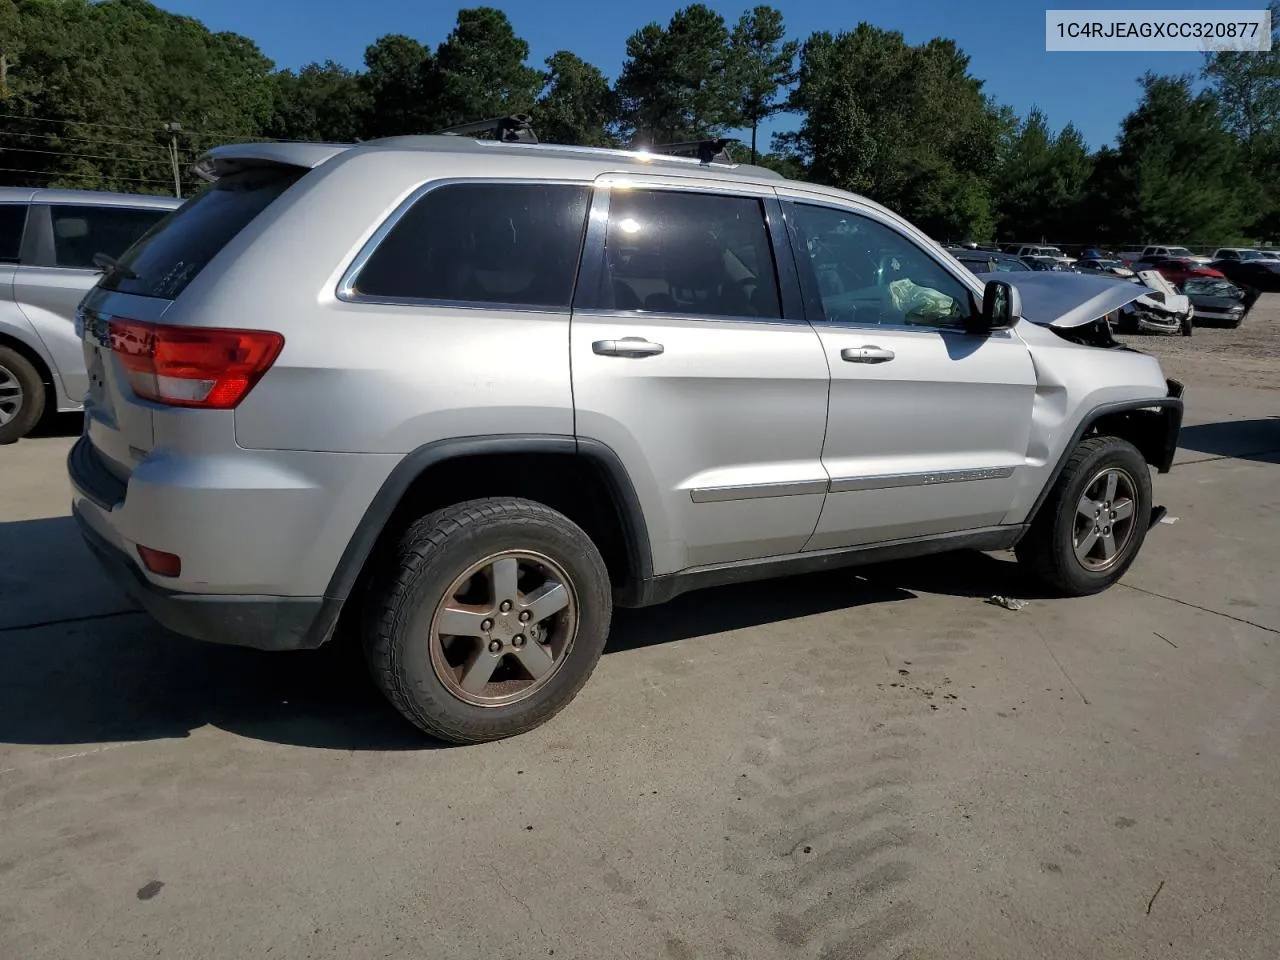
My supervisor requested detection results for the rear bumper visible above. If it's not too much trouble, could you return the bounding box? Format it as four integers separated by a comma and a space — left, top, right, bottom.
72, 502, 334, 650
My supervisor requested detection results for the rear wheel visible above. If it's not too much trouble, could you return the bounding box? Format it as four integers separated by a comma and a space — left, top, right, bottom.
0, 347, 45, 444
363, 498, 612, 744
1016, 437, 1152, 596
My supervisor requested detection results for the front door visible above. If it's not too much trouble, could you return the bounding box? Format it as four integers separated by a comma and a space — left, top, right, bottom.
570, 180, 831, 574
781, 197, 1038, 550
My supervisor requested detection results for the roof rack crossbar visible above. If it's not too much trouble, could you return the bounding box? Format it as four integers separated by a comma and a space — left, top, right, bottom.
645, 138, 738, 165
433, 115, 538, 144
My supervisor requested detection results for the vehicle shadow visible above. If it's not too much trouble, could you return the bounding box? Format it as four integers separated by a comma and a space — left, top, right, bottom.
29, 411, 84, 439
0, 515, 1037, 751
1178, 418, 1280, 464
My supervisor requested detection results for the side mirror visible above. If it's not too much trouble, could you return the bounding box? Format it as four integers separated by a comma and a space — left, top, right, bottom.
979, 280, 1021, 331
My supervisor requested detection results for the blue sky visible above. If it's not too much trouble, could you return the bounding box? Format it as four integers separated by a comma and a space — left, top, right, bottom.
157, 0, 1266, 149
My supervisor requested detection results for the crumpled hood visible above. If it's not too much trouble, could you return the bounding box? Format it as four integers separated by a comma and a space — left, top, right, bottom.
974, 272, 1151, 328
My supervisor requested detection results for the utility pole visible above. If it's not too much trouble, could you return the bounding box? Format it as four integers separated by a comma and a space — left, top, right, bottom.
163, 121, 182, 199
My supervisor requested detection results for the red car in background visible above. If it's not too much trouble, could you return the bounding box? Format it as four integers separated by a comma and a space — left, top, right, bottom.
1143, 257, 1226, 286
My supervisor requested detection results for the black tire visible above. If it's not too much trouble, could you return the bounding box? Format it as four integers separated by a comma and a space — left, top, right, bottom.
363, 497, 612, 744
1116, 311, 1139, 335
1016, 436, 1153, 596
0, 346, 46, 444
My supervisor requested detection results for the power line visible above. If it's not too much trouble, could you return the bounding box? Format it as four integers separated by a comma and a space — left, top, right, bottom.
0, 111, 250, 142
0, 127, 176, 152
0, 166, 178, 187
0, 145, 178, 168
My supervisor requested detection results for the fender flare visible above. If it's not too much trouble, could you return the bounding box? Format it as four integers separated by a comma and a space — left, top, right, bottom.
319, 434, 654, 608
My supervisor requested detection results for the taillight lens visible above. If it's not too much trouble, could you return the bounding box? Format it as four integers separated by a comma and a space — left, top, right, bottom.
109, 320, 284, 409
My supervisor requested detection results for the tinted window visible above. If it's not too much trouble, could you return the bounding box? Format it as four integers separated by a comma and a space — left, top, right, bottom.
0, 204, 27, 263
50, 204, 169, 269
994, 258, 1031, 272
353, 182, 589, 308
101, 167, 303, 300
790, 203, 974, 328
600, 190, 781, 319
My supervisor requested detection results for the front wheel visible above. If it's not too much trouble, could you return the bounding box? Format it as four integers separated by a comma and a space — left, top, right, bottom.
1016, 436, 1153, 596
0, 347, 46, 444
363, 498, 612, 744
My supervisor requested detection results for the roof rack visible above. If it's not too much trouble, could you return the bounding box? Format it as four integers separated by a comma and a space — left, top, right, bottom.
433, 115, 538, 144
644, 138, 738, 165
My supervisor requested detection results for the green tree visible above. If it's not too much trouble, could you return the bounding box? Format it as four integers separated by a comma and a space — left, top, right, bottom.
431, 7, 543, 129
992, 109, 1093, 242
2, 0, 274, 194
270, 61, 368, 142
782, 25, 1002, 239
1105, 73, 1251, 245
617, 4, 735, 143
1203, 2, 1280, 237
726, 6, 797, 162
0, 0, 21, 102
536, 51, 615, 146
359, 34, 435, 138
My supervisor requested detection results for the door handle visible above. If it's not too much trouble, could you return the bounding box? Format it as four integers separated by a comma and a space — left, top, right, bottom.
840, 345, 895, 364
592, 337, 665, 358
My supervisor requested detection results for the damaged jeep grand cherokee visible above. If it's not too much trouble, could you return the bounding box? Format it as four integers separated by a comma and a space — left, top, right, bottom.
68, 124, 1182, 742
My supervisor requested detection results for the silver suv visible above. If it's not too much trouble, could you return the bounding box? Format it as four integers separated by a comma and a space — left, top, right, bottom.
67, 129, 1183, 743
0, 188, 180, 441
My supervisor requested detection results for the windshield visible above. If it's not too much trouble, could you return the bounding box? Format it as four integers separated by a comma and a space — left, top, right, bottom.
1183, 277, 1241, 297
1166, 247, 1193, 257
1238, 250, 1264, 260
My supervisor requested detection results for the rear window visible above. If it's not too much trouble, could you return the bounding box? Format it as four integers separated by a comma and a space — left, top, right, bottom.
50, 204, 170, 269
0, 204, 27, 263
100, 167, 303, 300
349, 182, 590, 309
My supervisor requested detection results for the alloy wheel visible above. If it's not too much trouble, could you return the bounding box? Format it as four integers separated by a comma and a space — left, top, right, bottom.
428, 550, 579, 707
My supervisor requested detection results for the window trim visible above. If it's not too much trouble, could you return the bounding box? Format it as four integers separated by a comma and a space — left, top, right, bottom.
0, 202, 32, 265
780, 196, 984, 334
335, 177, 593, 313
571, 181, 806, 325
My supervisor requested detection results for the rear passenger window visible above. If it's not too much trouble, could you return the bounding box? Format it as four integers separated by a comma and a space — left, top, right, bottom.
600, 190, 781, 318
352, 182, 590, 308
0, 204, 27, 263
50, 205, 170, 269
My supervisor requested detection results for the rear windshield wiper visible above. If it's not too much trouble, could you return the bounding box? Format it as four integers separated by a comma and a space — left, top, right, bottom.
92, 252, 138, 280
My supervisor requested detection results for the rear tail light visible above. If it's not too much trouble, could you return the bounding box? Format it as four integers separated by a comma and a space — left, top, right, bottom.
109, 320, 284, 409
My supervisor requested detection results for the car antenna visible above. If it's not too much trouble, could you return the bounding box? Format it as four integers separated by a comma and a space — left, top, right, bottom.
644, 138, 739, 165
432, 115, 538, 144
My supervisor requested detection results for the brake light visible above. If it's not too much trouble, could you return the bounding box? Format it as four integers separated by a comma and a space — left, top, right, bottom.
109, 320, 284, 409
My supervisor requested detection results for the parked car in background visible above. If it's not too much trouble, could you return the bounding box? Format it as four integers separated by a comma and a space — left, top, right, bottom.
0, 188, 180, 441
1253, 249, 1280, 260
1209, 255, 1280, 292
1141, 257, 1225, 286
1076, 258, 1135, 278
1181, 277, 1249, 327
1212, 247, 1264, 261
66, 130, 1181, 744
947, 247, 1031, 274
1022, 255, 1072, 271
1118, 269, 1194, 336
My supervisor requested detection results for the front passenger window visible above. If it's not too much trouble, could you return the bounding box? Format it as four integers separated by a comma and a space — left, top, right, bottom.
790, 203, 974, 328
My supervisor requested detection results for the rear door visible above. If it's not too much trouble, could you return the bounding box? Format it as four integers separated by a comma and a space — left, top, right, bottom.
570, 177, 830, 574
16, 203, 170, 406
781, 195, 1037, 550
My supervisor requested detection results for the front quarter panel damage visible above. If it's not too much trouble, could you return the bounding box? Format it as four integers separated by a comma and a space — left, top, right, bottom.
1002, 319, 1179, 526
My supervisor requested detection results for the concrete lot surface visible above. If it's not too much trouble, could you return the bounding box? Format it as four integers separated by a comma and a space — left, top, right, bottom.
1, 303, 1278, 959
